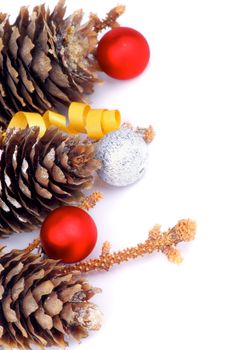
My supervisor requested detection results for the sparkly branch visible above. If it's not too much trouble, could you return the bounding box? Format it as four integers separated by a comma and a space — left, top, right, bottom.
122, 123, 155, 144
23, 238, 40, 254
100, 241, 111, 257
92, 6, 125, 33
79, 192, 103, 211
59, 219, 196, 275
135, 125, 155, 144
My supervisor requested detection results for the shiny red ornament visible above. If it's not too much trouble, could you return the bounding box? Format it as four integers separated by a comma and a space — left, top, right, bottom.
96, 27, 150, 80
40, 206, 97, 263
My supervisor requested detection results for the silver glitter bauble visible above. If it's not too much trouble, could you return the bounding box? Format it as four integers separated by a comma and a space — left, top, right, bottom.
95, 128, 148, 186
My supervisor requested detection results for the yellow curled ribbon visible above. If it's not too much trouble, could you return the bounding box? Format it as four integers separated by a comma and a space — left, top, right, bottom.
7, 102, 121, 139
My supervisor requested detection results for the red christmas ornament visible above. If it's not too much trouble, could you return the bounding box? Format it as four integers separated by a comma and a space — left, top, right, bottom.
40, 206, 97, 263
96, 27, 150, 80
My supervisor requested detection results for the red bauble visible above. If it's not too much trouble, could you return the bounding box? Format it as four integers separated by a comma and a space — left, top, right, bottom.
40, 206, 97, 263
96, 27, 150, 80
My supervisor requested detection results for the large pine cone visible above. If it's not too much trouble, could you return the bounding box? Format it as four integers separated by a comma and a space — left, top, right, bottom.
0, 127, 101, 237
0, 0, 123, 125
0, 244, 102, 349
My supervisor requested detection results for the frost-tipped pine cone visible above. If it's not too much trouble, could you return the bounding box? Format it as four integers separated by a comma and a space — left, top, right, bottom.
0, 127, 101, 236
0, 244, 102, 349
0, 0, 124, 125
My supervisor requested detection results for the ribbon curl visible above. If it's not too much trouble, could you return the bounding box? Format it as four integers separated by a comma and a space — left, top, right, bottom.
7, 102, 121, 139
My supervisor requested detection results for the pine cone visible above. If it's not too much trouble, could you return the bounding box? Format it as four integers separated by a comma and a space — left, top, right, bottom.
0, 244, 102, 349
0, 127, 101, 237
0, 1, 124, 125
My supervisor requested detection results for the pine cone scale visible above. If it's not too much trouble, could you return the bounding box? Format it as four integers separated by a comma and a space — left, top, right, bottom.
8, 26, 20, 59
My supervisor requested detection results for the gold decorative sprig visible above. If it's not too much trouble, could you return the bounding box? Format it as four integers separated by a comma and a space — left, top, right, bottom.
135, 125, 155, 144
58, 219, 196, 275
122, 123, 155, 144
24, 238, 41, 254
91, 5, 126, 33
79, 192, 103, 211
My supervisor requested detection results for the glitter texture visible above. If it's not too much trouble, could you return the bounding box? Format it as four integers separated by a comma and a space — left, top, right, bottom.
95, 128, 148, 186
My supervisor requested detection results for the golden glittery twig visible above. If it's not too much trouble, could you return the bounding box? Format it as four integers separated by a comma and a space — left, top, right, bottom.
92, 5, 125, 33
59, 219, 196, 275
100, 241, 111, 257
135, 125, 155, 144
79, 192, 103, 211
122, 123, 155, 144
23, 238, 41, 253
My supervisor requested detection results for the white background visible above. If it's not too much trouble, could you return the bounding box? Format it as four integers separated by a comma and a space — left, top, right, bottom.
1, 0, 232, 349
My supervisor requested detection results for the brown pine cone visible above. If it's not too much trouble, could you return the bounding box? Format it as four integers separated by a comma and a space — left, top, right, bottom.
0, 1, 124, 126
0, 244, 102, 349
0, 127, 101, 236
